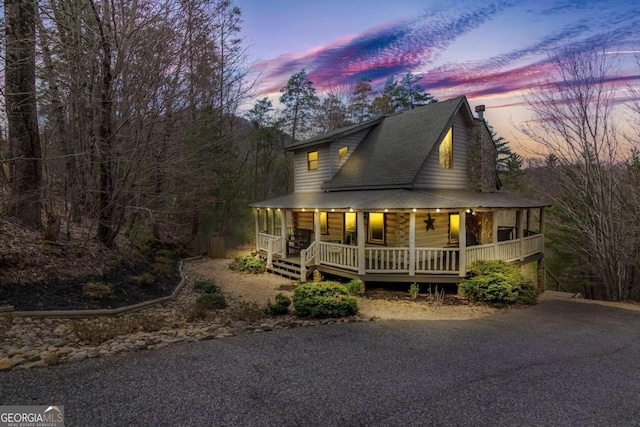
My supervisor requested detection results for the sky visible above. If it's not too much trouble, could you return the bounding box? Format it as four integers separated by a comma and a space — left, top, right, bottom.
235, 0, 640, 154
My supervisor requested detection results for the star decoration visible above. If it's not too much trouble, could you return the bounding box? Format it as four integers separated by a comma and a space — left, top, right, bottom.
424, 213, 435, 231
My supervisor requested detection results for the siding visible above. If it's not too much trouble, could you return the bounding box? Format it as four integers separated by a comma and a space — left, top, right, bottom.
293, 145, 331, 193
328, 129, 369, 177
413, 111, 468, 189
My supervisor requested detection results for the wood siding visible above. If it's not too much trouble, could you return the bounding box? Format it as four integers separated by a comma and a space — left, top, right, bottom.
414, 111, 469, 189
293, 145, 331, 193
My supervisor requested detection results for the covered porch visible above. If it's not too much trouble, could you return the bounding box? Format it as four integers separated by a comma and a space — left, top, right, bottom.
252, 189, 546, 283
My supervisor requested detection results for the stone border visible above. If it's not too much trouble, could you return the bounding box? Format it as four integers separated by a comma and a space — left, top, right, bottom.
7, 257, 202, 319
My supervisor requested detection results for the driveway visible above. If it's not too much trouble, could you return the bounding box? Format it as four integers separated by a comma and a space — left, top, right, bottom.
2, 300, 640, 426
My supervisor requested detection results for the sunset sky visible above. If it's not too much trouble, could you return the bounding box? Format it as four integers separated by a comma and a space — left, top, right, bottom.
236, 0, 640, 153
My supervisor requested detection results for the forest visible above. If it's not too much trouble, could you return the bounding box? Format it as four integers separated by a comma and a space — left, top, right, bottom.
2, 0, 640, 301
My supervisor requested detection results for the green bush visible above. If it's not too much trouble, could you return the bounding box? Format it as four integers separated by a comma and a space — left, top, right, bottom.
293, 281, 358, 318
345, 279, 363, 296
195, 293, 227, 310
193, 280, 220, 294
229, 255, 266, 274
265, 293, 292, 315
460, 261, 537, 307
409, 283, 420, 299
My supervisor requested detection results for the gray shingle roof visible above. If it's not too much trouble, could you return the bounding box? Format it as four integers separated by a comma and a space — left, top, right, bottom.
285, 117, 382, 151
321, 96, 470, 191
250, 189, 549, 210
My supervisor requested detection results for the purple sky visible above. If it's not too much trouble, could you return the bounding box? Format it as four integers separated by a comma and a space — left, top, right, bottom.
236, 0, 640, 152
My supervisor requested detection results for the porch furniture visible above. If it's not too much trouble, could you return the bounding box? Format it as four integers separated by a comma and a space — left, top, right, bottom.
287, 229, 312, 255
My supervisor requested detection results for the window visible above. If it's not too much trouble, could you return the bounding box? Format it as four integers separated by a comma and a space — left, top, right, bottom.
320, 212, 328, 234
449, 213, 459, 243
338, 146, 348, 159
344, 212, 357, 245
307, 151, 318, 170
368, 213, 385, 244
439, 127, 453, 169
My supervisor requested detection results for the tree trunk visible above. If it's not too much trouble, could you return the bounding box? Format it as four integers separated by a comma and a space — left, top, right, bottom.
5, 0, 42, 228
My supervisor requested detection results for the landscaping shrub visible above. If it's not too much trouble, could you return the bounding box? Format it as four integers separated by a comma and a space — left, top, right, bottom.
193, 280, 220, 294
229, 255, 266, 274
83, 282, 113, 300
195, 293, 227, 310
265, 293, 292, 315
130, 272, 156, 287
345, 279, 363, 296
293, 281, 357, 318
152, 263, 172, 276
409, 283, 420, 299
460, 261, 537, 307
227, 301, 267, 322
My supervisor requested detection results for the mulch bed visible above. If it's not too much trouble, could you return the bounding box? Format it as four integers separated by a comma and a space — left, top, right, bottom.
364, 288, 468, 305
0, 258, 183, 311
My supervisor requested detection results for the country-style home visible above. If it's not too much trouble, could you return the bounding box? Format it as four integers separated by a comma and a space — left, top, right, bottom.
251, 96, 547, 286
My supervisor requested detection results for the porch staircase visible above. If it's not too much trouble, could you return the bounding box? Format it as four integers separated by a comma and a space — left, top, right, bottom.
267, 258, 306, 281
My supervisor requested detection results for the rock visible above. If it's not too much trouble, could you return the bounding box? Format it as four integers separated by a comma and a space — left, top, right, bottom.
43, 353, 60, 366
69, 352, 87, 363
10, 356, 26, 366
23, 361, 46, 369
0, 358, 13, 372
7, 348, 24, 357
26, 354, 41, 363
197, 334, 216, 341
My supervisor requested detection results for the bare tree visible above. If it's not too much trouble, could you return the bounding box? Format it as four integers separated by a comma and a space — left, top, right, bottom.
522, 41, 637, 300
5, 0, 42, 227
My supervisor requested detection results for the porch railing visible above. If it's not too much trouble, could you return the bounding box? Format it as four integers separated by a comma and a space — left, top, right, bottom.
414, 248, 459, 274
495, 240, 521, 262
523, 234, 543, 258
257, 232, 285, 257
366, 247, 410, 273
318, 242, 359, 271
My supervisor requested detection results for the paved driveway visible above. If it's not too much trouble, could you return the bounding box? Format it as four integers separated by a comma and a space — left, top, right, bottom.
2, 300, 640, 426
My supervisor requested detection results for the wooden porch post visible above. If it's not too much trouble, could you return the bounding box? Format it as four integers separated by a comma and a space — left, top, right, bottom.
517, 209, 524, 260
492, 210, 498, 259
409, 211, 416, 276
539, 207, 545, 235
357, 211, 365, 275
266, 238, 273, 268
314, 211, 321, 266
280, 209, 287, 256
459, 210, 467, 277
255, 209, 260, 252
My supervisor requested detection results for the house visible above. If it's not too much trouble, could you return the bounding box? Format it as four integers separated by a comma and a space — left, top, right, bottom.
251, 96, 548, 287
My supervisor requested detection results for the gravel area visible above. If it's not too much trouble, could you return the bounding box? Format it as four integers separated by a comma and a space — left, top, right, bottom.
189, 257, 498, 321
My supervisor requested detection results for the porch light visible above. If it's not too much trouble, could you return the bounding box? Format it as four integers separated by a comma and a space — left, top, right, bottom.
331, 208, 335, 212
266, 208, 270, 211
466, 209, 471, 214
384, 209, 388, 213
277, 208, 281, 211
436, 208, 440, 213
412, 208, 417, 212
302, 208, 306, 212
315, 208, 319, 212
349, 208, 354, 212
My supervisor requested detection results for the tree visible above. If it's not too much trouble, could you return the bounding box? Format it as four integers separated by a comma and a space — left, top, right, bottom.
279, 69, 319, 142
396, 73, 437, 110
5, 0, 42, 227
348, 77, 373, 124
370, 77, 399, 117
522, 41, 637, 300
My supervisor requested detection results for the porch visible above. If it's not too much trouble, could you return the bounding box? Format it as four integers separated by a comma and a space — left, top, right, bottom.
256, 215, 544, 283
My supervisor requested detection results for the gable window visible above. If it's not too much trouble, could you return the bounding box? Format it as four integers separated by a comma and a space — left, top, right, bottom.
368, 213, 385, 244
307, 150, 318, 170
338, 146, 348, 159
439, 127, 453, 169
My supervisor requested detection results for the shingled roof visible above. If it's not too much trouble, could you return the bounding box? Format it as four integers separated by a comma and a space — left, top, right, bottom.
321, 96, 472, 191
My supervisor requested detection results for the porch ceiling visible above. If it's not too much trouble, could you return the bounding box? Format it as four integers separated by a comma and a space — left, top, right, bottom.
250, 189, 549, 210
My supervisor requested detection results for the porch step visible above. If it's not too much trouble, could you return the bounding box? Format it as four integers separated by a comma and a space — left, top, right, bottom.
268, 258, 303, 280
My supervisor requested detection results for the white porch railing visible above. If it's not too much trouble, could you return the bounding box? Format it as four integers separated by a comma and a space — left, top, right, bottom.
318, 242, 359, 271
414, 248, 459, 274
257, 232, 285, 257
466, 244, 495, 266
495, 240, 521, 262
523, 234, 544, 258
365, 247, 410, 273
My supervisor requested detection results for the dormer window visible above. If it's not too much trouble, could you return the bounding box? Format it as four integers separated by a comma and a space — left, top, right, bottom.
338, 146, 348, 159
439, 127, 453, 169
308, 151, 318, 170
